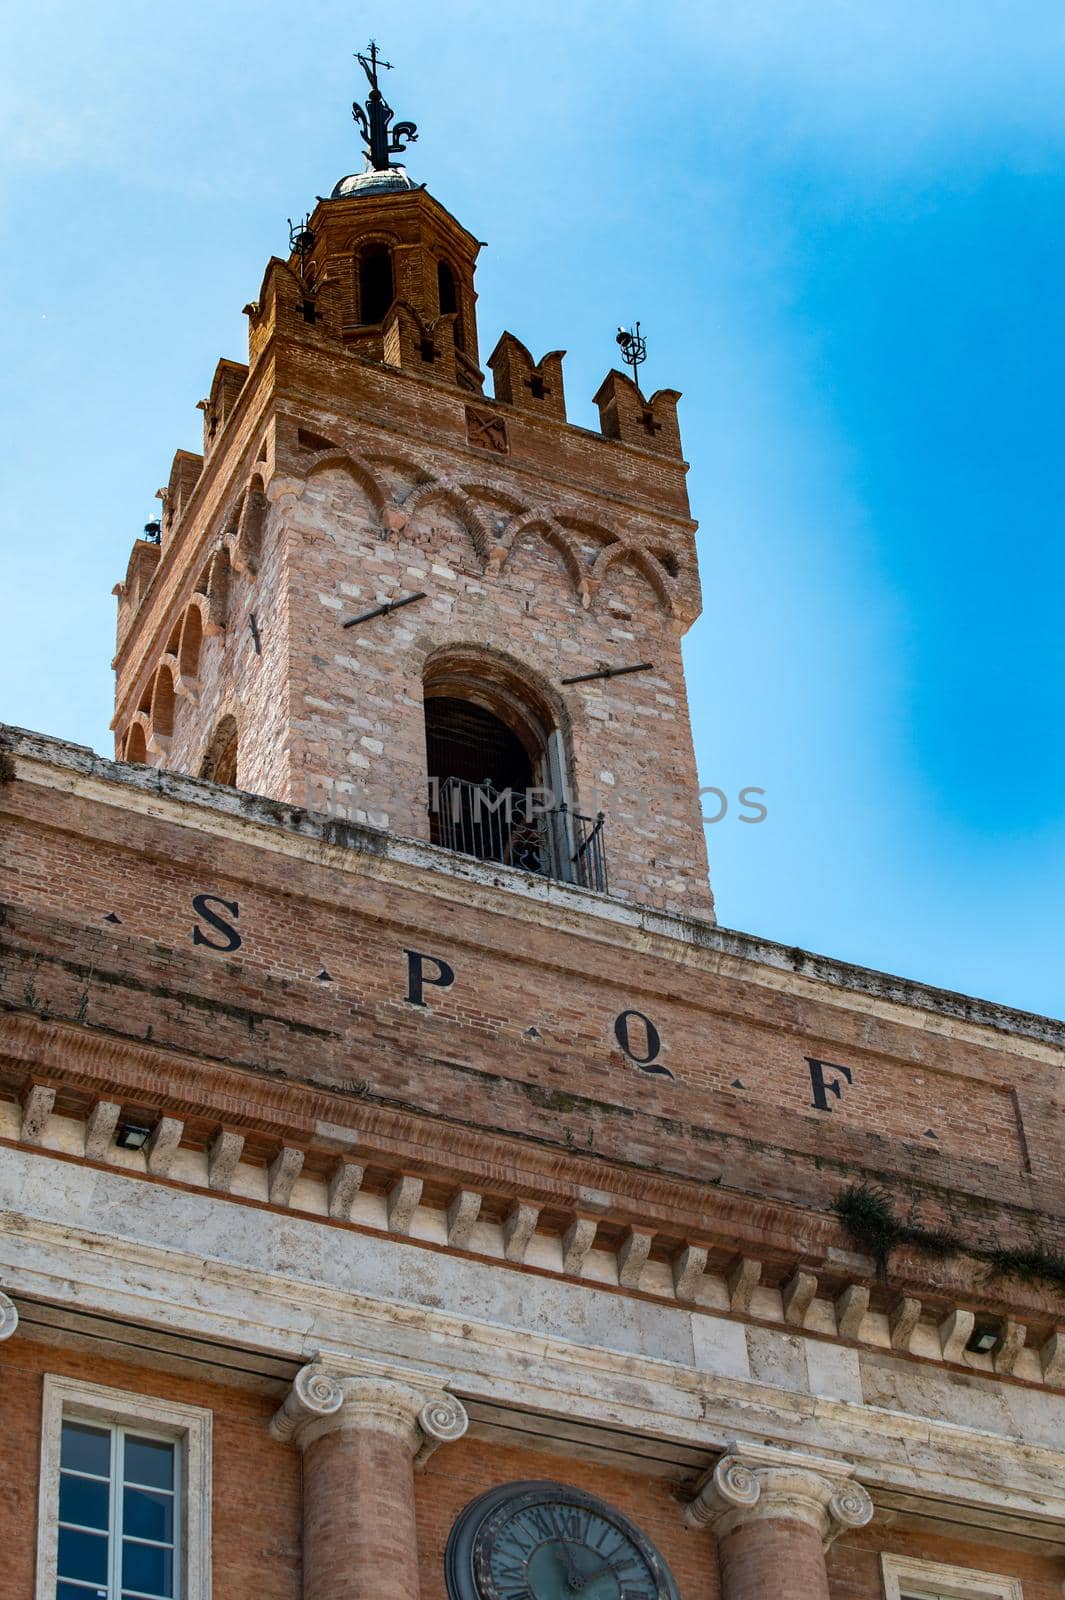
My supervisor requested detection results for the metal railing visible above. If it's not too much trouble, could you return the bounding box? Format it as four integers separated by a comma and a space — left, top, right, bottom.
429, 776, 608, 893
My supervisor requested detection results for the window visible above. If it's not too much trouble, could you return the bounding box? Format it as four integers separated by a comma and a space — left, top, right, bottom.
57, 1421, 177, 1599
437, 260, 463, 349
36, 1376, 211, 1600
359, 244, 394, 324
882, 1554, 1022, 1600
422, 654, 607, 891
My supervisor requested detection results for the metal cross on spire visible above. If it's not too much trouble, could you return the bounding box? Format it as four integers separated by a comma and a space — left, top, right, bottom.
352, 39, 418, 172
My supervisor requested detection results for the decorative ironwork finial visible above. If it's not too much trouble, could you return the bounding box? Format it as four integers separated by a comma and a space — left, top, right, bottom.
352, 39, 418, 172
616, 322, 647, 386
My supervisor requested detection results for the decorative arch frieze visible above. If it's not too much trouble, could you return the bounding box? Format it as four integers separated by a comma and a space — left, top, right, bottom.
590, 540, 677, 615
301, 448, 389, 519
399, 480, 492, 564
488, 510, 586, 599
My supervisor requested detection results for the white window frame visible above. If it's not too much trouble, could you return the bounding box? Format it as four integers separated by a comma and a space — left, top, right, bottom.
35, 1375, 212, 1600
882, 1553, 1023, 1600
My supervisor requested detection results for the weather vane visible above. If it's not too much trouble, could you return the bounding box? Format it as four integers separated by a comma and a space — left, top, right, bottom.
616, 321, 647, 387
352, 39, 418, 172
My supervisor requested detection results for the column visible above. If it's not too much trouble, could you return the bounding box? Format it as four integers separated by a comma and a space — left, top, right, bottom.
686, 1445, 874, 1600
271, 1358, 469, 1600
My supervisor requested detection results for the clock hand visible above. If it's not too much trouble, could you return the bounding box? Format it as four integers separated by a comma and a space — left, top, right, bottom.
571, 1558, 618, 1587
548, 1509, 583, 1592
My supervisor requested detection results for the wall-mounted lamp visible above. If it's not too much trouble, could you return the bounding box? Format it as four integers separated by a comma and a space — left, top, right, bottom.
114, 1122, 152, 1152
966, 1324, 1000, 1355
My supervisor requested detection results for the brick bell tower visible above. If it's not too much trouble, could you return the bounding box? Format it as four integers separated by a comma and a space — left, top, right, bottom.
111, 46, 712, 917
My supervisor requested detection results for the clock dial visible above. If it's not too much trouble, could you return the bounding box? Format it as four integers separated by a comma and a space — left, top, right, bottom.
446, 1482, 678, 1600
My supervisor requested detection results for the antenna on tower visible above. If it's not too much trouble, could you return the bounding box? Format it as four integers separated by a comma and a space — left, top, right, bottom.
615, 321, 647, 389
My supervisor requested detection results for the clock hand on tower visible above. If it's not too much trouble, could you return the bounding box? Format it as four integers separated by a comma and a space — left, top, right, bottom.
569, 1556, 620, 1589
548, 1508, 583, 1592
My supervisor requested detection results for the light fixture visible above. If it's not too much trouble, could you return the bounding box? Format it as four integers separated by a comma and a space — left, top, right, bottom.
965, 1323, 1000, 1355
114, 1122, 152, 1152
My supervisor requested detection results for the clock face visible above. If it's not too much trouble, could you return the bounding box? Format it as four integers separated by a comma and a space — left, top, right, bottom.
445, 1482, 679, 1600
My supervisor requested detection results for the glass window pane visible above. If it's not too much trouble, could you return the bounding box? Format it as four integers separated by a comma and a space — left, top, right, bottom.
60, 1423, 111, 1478
121, 1539, 173, 1597
123, 1437, 174, 1492
57, 1527, 109, 1585
57, 1583, 109, 1600
60, 1472, 110, 1530
123, 1485, 174, 1543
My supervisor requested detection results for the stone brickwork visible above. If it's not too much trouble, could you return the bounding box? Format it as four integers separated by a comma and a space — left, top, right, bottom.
109, 182, 712, 916
6, 107, 1065, 1600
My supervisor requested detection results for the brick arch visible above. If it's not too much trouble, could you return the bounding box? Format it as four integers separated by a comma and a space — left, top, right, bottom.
400, 480, 492, 564
149, 663, 176, 744
365, 450, 433, 486
455, 481, 525, 514
205, 547, 231, 636
123, 719, 148, 764
590, 541, 677, 615
489, 509, 584, 594
419, 638, 574, 745
178, 602, 205, 683
554, 514, 624, 553
232, 471, 268, 574
302, 450, 388, 518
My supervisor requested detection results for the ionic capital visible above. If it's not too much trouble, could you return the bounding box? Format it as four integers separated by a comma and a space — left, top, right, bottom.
269, 1355, 468, 1465
0, 1289, 18, 1341
686, 1443, 873, 1549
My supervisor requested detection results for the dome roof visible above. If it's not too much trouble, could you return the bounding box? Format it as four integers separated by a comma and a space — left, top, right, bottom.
331, 165, 418, 200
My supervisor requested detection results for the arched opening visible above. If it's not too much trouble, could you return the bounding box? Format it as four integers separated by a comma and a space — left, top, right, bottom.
206, 547, 231, 634
125, 724, 147, 764
151, 666, 175, 740
179, 605, 203, 680
437, 260, 463, 349
359, 244, 394, 324
423, 655, 606, 889
201, 715, 238, 788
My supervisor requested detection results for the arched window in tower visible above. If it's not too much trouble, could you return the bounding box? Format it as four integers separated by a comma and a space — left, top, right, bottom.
201, 715, 239, 788
359, 244, 395, 324
423, 655, 606, 891
437, 260, 464, 349
124, 723, 147, 765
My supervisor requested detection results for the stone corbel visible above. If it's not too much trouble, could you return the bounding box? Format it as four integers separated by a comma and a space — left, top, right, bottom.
685, 1443, 874, 1550
269, 1355, 468, 1468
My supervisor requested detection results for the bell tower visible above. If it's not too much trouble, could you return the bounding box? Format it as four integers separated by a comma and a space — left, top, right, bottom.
111, 45, 713, 917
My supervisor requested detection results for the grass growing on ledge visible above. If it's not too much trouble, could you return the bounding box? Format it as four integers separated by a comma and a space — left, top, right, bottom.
986, 1246, 1065, 1296
834, 1182, 1065, 1299
832, 1183, 903, 1268
833, 1182, 961, 1271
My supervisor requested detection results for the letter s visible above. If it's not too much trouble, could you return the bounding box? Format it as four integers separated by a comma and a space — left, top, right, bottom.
738, 786, 768, 824
191, 893, 242, 952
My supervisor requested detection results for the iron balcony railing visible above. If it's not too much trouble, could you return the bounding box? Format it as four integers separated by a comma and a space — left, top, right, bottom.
429, 776, 608, 894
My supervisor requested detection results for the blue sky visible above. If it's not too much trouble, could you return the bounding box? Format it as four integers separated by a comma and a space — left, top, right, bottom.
2, 1, 1063, 1016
